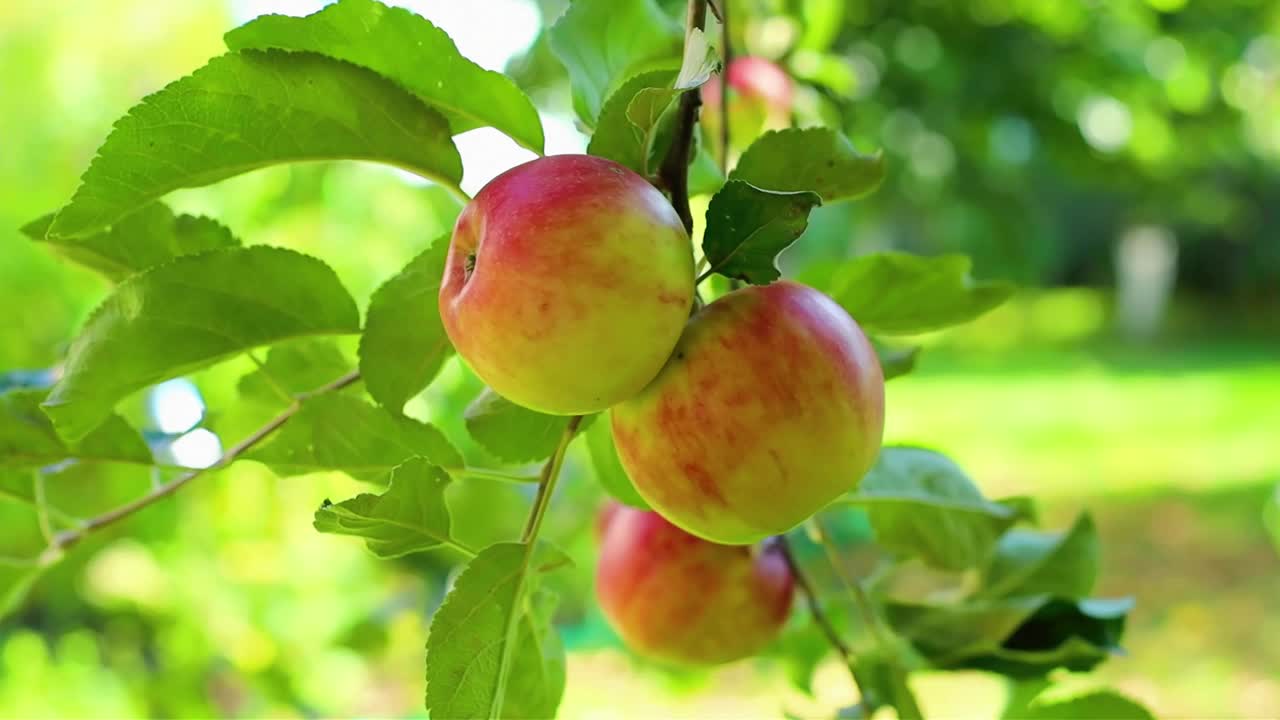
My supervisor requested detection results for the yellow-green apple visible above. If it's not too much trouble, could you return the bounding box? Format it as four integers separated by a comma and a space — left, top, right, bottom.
439, 154, 694, 415
611, 281, 884, 544
702, 56, 794, 155
596, 504, 794, 665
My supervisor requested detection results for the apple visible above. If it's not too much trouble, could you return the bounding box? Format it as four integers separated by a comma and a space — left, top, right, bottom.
702, 56, 794, 154
595, 504, 794, 665
439, 154, 695, 415
610, 281, 885, 545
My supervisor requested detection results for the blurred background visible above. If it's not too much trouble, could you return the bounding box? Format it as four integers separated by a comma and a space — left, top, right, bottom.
1, 0, 1278, 717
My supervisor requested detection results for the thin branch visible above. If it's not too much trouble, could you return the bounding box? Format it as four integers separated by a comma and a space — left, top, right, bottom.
778, 534, 881, 713
32, 473, 54, 544
718, 0, 733, 176
43, 370, 362, 559
449, 467, 542, 484
658, 0, 710, 236
521, 415, 584, 542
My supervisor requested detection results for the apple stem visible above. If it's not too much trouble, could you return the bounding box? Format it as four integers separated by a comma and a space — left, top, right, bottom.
520, 415, 585, 543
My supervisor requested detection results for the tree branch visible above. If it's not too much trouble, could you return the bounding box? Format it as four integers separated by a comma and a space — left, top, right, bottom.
659, 0, 710, 236
718, 0, 733, 176
41, 369, 363, 563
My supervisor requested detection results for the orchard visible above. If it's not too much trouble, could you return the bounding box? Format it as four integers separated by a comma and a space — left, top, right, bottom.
5, 0, 1276, 718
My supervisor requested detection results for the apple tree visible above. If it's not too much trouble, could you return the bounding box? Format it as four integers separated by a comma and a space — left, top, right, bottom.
2, 0, 1153, 717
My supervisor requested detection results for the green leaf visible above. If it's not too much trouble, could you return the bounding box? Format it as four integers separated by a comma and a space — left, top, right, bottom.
888, 596, 1132, 677
1018, 689, 1155, 720
549, 0, 682, 125
700, 180, 822, 284
1265, 484, 1280, 555
248, 394, 462, 483
42, 246, 359, 442
359, 237, 452, 414
314, 458, 464, 558
1, 390, 151, 468
585, 418, 648, 509
425, 542, 569, 720
463, 389, 591, 464
588, 69, 678, 174
872, 339, 920, 381
21, 204, 238, 282
225, 0, 543, 153
46, 50, 462, 238
839, 446, 1017, 571
237, 340, 352, 405
983, 514, 1099, 598
731, 128, 885, 202
821, 252, 1015, 336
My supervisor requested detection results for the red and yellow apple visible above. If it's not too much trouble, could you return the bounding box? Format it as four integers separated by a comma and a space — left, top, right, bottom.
439, 154, 694, 415
611, 281, 885, 545
702, 56, 794, 155
596, 504, 794, 665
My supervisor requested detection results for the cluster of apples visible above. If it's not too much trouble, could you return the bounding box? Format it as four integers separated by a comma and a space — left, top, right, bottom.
438, 59, 885, 665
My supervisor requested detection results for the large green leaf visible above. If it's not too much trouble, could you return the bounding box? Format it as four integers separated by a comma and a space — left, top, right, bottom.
359, 237, 452, 414
21, 203, 238, 282
585, 418, 648, 509
820, 252, 1015, 336
983, 514, 1099, 598
225, 0, 543, 153
463, 389, 591, 465
237, 340, 353, 405
1015, 689, 1155, 720
313, 458, 466, 558
700, 180, 822, 284
42, 247, 359, 442
248, 394, 462, 484
425, 542, 569, 720
1, 390, 151, 468
839, 447, 1017, 571
549, 0, 682, 125
887, 596, 1132, 677
731, 128, 885, 202
45, 50, 462, 238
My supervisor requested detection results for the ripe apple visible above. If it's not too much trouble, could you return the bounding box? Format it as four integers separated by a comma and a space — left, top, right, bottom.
702, 56, 794, 154
611, 281, 885, 545
439, 154, 694, 415
596, 504, 794, 665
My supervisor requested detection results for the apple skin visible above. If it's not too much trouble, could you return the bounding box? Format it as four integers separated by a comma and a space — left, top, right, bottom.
610, 281, 885, 545
439, 155, 694, 415
596, 504, 794, 665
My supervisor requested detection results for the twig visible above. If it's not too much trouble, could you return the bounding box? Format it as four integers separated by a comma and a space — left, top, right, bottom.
777, 535, 879, 712
718, 0, 732, 176
521, 416, 584, 542
42, 370, 363, 561
658, 0, 710, 236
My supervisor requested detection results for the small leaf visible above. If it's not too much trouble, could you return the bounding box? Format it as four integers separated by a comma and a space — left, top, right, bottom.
425, 542, 569, 720
464, 388, 591, 464
871, 339, 920, 381
47, 50, 462, 238
839, 446, 1017, 571
954, 597, 1133, 678
1019, 689, 1155, 720
585, 418, 648, 509
225, 0, 543, 153
983, 514, 1099, 598
549, 0, 682, 125
589, 70, 678, 174
700, 180, 821, 284
1, 390, 151, 468
314, 458, 463, 558
42, 247, 359, 442
823, 252, 1015, 336
359, 237, 453, 414
249, 394, 461, 483
21, 204, 238, 282
674, 27, 718, 90
731, 128, 885, 202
